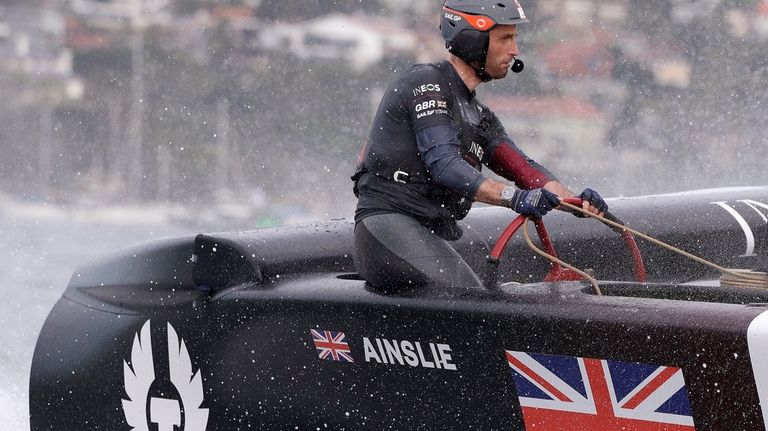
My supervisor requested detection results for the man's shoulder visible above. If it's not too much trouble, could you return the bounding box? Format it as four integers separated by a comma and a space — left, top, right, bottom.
475, 98, 498, 116
400, 61, 450, 80
392, 61, 453, 97
408, 61, 443, 72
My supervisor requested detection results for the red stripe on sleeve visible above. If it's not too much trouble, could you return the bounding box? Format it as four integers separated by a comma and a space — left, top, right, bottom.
489, 141, 551, 189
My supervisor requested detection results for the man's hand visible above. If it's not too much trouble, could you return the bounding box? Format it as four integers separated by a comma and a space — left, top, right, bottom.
575, 188, 608, 217
508, 188, 560, 219
542, 181, 607, 218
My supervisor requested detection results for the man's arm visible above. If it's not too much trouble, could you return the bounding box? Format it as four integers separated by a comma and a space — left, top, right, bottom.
472, 177, 508, 206
473, 178, 568, 207
485, 140, 604, 216
416, 125, 605, 216
473, 178, 559, 218
478, 109, 606, 216
475, 178, 604, 217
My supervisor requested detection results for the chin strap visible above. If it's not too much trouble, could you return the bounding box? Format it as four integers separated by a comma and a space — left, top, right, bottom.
472, 57, 524, 82
471, 57, 493, 82
475, 67, 493, 82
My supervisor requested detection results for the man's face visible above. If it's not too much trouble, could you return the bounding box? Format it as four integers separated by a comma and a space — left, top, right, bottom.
484, 24, 520, 80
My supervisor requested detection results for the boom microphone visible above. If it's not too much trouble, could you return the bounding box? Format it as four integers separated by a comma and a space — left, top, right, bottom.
511, 58, 524, 73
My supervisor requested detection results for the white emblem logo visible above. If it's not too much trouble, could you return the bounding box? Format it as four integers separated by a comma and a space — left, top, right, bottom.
122, 320, 209, 431
712, 199, 768, 257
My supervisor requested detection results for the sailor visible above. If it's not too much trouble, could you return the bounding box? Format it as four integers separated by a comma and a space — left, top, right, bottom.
351, 0, 608, 291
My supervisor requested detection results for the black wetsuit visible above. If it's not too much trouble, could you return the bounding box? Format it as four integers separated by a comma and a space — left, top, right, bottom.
352, 61, 555, 291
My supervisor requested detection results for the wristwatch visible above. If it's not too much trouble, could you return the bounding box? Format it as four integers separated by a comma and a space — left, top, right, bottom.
500, 186, 517, 209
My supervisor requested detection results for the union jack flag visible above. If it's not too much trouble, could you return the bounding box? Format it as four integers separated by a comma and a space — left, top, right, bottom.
506, 351, 696, 431
310, 329, 354, 363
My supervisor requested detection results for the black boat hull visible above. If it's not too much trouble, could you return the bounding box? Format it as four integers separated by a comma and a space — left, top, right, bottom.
30, 187, 768, 430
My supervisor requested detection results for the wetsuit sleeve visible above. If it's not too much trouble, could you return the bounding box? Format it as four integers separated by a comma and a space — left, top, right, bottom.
482, 110, 558, 189
417, 125, 486, 199
487, 140, 556, 189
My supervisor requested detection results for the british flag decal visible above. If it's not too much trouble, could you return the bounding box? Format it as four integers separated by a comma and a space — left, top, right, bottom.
506, 351, 696, 431
310, 329, 354, 363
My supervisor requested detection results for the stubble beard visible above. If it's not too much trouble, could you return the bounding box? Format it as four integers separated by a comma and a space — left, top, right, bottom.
487, 64, 509, 80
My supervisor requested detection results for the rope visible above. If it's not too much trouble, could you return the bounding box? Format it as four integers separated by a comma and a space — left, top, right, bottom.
522, 218, 603, 296
559, 201, 768, 289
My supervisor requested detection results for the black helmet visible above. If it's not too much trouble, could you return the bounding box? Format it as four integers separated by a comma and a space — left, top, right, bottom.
441, 0, 528, 73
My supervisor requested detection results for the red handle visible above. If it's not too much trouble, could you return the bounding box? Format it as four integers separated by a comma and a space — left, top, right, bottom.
488, 215, 525, 262
489, 197, 647, 283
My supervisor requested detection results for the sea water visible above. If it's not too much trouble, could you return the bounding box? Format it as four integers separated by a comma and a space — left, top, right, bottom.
0, 203, 195, 429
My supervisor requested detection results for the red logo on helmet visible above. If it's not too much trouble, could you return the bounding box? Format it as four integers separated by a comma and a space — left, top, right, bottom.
443, 6, 497, 31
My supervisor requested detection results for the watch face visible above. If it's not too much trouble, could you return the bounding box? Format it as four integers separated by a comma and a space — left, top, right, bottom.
501, 187, 516, 201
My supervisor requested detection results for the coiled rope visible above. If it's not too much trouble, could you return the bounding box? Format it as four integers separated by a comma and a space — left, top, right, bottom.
521, 201, 768, 293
